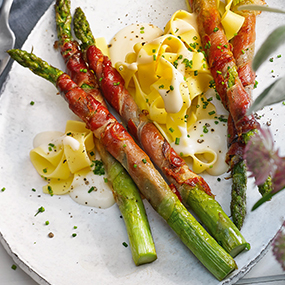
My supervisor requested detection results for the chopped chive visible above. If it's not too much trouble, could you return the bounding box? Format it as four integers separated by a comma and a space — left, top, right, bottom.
35, 206, 45, 216
47, 185, 53, 196
92, 160, 105, 175
175, 137, 180, 145
88, 186, 95, 193
254, 80, 258, 88
11, 264, 17, 270
203, 126, 209, 133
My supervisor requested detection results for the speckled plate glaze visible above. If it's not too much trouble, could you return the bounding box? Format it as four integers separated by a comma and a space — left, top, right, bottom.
0, 0, 285, 284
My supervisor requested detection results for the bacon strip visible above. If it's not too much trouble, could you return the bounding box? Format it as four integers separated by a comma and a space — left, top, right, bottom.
188, 0, 260, 138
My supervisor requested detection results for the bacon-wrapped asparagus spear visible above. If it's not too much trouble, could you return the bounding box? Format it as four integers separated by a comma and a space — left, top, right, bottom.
73, 7, 250, 256
8, 49, 237, 281
54, 0, 157, 265
227, 115, 247, 229
227, 0, 269, 229
187, 0, 271, 229
230, 0, 272, 197
188, 0, 260, 136
225, 0, 270, 228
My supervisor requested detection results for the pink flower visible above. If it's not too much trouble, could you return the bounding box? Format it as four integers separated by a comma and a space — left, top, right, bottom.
272, 221, 285, 271
244, 128, 280, 186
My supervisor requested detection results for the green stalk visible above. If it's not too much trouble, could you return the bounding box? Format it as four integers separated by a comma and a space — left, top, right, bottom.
55, 0, 73, 45
94, 139, 157, 265
8, 48, 238, 281
73, 6, 250, 257
231, 159, 247, 230
8, 50, 63, 85
54, 0, 157, 266
181, 182, 249, 256
231, 0, 272, 200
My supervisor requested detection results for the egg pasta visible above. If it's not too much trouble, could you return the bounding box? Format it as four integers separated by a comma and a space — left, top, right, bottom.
114, 10, 232, 174
30, 120, 96, 195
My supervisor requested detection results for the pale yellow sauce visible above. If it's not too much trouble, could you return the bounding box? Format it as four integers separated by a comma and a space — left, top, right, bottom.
108, 16, 229, 176
32, 131, 115, 209
109, 23, 163, 65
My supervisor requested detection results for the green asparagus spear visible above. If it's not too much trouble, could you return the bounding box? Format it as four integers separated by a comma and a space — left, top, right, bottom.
8, 48, 237, 281
54, 0, 157, 265
94, 139, 157, 265
73, 6, 250, 257
229, 0, 272, 222
230, 159, 247, 230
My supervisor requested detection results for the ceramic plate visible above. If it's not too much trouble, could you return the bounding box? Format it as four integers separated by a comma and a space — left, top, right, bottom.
0, 0, 285, 284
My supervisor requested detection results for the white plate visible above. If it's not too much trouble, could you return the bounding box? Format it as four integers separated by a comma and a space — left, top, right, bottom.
0, 0, 285, 284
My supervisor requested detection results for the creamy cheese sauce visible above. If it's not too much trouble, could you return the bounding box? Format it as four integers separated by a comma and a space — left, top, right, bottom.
155, 57, 186, 114
109, 23, 163, 64
109, 20, 229, 176
33, 131, 64, 149
32, 131, 115, 209
63, 136, 80, 151
69, 167, 115, 209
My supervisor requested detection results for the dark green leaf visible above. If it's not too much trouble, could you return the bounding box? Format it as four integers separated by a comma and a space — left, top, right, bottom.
252, 26, 285, 71
247, 77, 285, 114
251, 191, 274, 211
238, 5, 285, 14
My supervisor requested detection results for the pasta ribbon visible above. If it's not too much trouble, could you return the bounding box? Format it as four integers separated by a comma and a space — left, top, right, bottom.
113, 10, 229, 175
217, 0, 245, 40
30, 120, 96, 195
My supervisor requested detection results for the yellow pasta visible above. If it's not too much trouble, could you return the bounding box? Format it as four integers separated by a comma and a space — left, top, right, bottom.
30, 120, 96, 195
113, 10, 230, 175
217, 0, 245, 40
